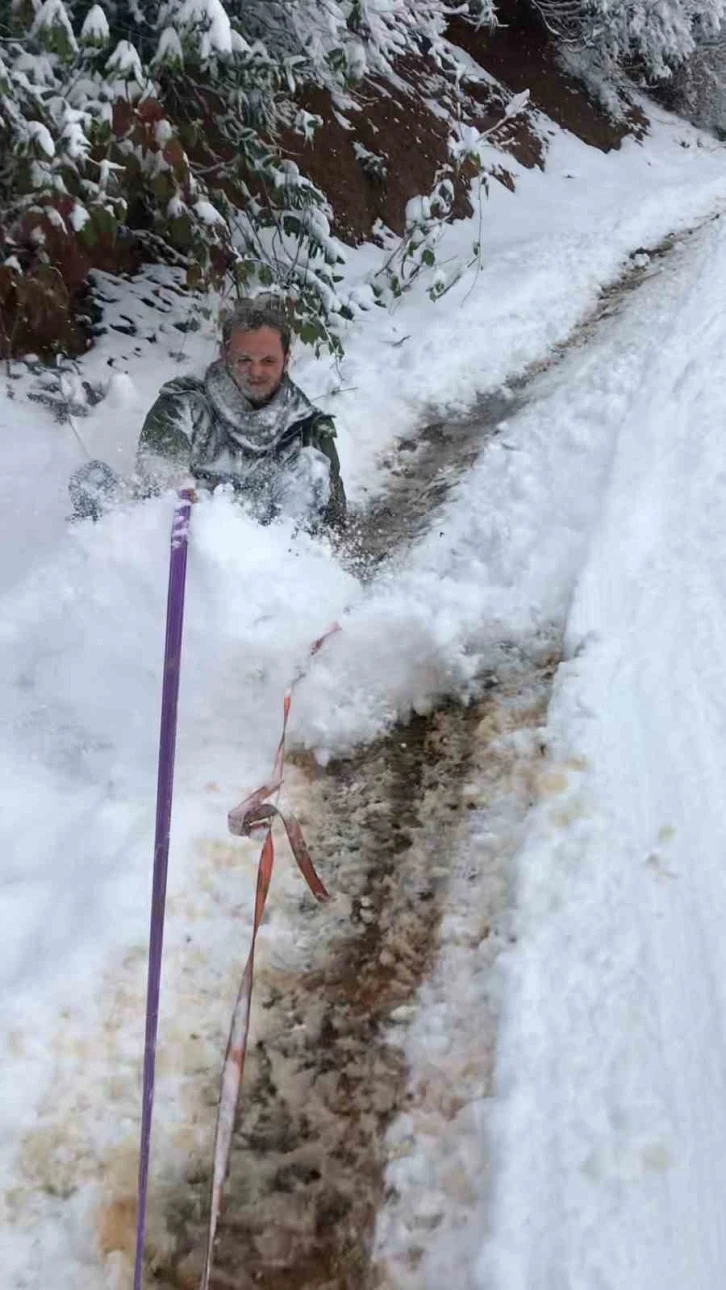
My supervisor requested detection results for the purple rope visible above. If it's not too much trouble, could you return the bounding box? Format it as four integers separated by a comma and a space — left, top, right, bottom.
133, 490, 193, 1290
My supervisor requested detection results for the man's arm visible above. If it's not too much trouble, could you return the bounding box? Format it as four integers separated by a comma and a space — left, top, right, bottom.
305, 414, 346, 528
136, 383, 199, 491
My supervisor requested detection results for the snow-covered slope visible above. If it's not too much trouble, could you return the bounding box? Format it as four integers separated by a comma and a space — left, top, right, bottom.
3, 102, 726, 1288
480, 205, 726, 1290
371, 188, 726, 1290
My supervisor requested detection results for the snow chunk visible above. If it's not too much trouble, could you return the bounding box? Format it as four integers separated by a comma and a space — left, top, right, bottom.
154, 26, 184, 66
80, 4, 110, 45
13, 53, 55, 86
97, 157, 125, 190
59, 114, 90, 162
155, 118, 173, 146
43, 206, 64, 229
106, 39, 144, 83
405, 194, 430, 226
505, 88, 530, 119
273, 445, 332, 522
31, 0, 78, 55
69, 203, 89, 232
346, 39, 367, 80
179, 0, 233, 55
104, 371, 137, 407
194, 199, 226, 226
26, 121, 55, 158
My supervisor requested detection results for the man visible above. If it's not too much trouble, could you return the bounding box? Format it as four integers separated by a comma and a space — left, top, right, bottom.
70, 297, 346, 528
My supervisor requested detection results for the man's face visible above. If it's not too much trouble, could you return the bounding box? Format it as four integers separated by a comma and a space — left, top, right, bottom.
224, 326, 288, 405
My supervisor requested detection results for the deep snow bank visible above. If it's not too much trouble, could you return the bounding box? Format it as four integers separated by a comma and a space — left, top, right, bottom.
480, 203, 726, 1290
370, 203, 726, 1288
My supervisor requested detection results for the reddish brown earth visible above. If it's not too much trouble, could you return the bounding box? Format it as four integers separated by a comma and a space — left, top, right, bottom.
276, 1, 646, 250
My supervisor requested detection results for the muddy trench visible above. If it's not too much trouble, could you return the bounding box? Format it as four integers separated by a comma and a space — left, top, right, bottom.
161, 666, 554, 1290
153, 226, 699, 1288
167, 700, 484, 1288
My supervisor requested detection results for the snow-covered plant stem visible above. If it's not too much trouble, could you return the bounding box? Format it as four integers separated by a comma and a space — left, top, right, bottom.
372, 93, 530, 306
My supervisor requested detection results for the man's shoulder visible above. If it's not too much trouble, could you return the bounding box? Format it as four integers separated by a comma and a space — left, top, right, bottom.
286, 380, 336, 436
140, 373, 211, 453
152, 373, 207, 402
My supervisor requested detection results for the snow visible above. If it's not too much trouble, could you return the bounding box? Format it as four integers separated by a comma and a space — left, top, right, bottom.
478, 210, 726, 1290
31, 0, 78, 52
69, 202, 89, 231
106, 40, 145, 83
178, 0, 234, 55
370, 208, 726, 1290
4, 92, 726, 1289
290, 105, 726, 501
155, 27, 184, 66
193, 198, 225, 226
504, 88, 531, 119
60, 114, 91, 163
25, 120, 55, 158
80, 5, 110, 45
104, 372, 139, 409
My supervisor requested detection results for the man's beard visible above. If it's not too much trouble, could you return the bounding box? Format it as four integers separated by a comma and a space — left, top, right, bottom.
230, 369, 283, 407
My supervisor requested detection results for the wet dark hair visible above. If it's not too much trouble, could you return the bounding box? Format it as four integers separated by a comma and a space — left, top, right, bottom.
221, 296, 292, 355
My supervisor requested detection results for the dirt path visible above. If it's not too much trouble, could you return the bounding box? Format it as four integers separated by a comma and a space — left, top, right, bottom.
341, 222, 701, 573
162, 661, 554, 1290
156, 226, 702, 1289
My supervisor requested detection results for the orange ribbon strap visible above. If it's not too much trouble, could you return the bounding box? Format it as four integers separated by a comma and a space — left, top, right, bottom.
200, 623, 340, 1289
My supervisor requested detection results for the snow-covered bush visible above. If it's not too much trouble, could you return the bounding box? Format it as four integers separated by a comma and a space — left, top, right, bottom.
532, 0, 726, 78
0, 0, 349, 352
659, 28, 726, 134
0, 0, 499, 358
373, 93, 530, 306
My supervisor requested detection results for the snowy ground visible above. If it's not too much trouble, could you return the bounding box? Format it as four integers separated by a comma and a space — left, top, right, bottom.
3, 100, 726, 1288
479, 207, 726, 1290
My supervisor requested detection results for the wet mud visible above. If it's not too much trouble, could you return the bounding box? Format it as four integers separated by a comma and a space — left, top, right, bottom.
156, 660, 555, 1290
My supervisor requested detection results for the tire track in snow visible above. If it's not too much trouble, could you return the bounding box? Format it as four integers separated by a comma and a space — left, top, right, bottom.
342, 222, 707, 572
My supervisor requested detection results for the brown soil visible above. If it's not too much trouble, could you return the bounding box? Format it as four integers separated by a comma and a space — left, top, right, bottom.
154, 671, 554, 1290
0, 223, 142, 361
449, 1, 648, 151
277, 2, 649, 250
177, 701, 485, 1289
342, 386, 525, 576
276, 50, 543, 246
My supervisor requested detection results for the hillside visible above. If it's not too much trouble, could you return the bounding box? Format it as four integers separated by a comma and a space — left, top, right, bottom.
1, 0, 650, 363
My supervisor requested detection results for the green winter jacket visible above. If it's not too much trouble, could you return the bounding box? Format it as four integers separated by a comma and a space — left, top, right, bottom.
137, 360, 346, 528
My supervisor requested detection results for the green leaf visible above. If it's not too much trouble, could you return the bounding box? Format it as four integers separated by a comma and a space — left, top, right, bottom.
298, 320, 323, 346
92, 206, 118, 239
186, 262, 204, 290
150, 173, 173, 202
78, 219, 98, 248
169, 214, 193, 248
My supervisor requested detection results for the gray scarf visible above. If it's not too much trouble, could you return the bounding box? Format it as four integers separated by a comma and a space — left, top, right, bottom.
204, 360, 315, 456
